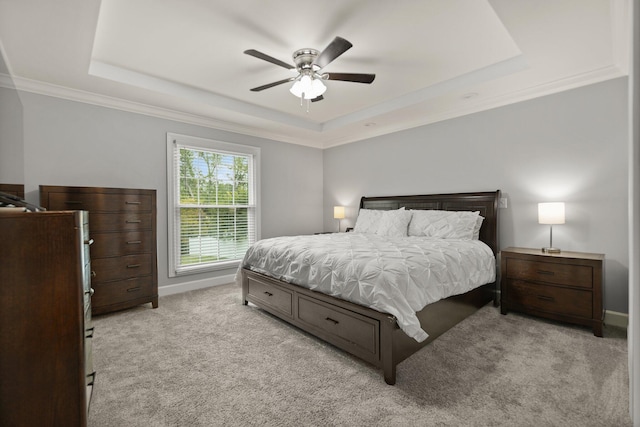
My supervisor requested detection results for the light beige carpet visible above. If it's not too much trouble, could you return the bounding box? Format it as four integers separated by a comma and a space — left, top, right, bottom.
88, 284, 630, 426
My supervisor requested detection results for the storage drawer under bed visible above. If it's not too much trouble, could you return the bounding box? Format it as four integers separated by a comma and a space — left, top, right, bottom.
297, 295, 379, 361
246, 276, 293, 318
243, 271, 382, 365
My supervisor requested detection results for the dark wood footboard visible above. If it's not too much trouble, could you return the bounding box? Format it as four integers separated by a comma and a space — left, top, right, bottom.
242, 268, 495, 384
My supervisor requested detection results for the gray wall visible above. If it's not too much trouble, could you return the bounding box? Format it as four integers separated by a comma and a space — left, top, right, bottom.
7, 77, 630, 312
323, 77, 629, 313
0, 85, 24, 184
17, 91, 323, 289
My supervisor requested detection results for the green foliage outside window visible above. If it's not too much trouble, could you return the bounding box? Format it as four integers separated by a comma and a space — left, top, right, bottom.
178, 147, 252, 267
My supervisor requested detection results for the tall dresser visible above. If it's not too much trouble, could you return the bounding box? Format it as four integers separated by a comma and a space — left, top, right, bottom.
40, 185, 158, 315
0, 210, 94, 427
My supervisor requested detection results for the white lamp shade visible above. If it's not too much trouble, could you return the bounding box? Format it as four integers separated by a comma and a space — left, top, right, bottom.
333, 206, 345, 219
538, 202, 565, 225
290, 75, 326, 99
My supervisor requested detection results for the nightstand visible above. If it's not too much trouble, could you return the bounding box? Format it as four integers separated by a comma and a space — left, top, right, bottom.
500, 247, 604, 337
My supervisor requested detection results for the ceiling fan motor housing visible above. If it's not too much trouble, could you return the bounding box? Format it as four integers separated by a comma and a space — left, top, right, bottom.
293, 49, 320, 72
245, 37, 374, 95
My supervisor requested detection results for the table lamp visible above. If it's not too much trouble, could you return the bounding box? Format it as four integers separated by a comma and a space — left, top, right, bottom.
334, 206, 345, 232
538, 202, 565, 253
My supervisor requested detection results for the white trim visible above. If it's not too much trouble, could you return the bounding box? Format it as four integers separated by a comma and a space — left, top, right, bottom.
0, 61, 626, 150
158, 274, 236, 297
321, 65, 626, 149
89, 60, 321, 132
0, 73, 321, 148
605, 310, 629, 329
628, 0, 640, 423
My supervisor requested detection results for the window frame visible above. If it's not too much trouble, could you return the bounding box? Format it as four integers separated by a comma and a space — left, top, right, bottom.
166, 133, 261, 277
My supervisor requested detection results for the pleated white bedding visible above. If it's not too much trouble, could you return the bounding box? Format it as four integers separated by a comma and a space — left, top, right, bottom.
239, 232, 496, 342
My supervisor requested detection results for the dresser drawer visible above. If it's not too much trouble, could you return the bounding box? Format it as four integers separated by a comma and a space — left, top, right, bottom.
297, 295, 379, 358
246, 277, 293, 317
90, 213, 153, 232
506, 279, 592, 318
506, 258, 593, 289
45, 192, 152, 212
91, 231, 153, 257
91, 254, 153, 283
92, 276, 156, 307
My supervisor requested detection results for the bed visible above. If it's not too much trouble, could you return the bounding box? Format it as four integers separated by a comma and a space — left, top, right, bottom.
240, 191, 500, 384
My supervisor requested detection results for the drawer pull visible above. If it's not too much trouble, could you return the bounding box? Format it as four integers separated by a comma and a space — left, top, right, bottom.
537, 270, 555, 276
125, 220, 142, 224
84, 239, 94, 245
325, 317, 340, 325
127, 264, 141, 268
125, 201, 141, 205
263, 291, 273, 297
91, 270, 96, 278
127, 287, 141, 293
84, 288, 95, 296
127, 240, 142, 245
537, 295, 555, 302
85, 327, 95, 338
87, 371, 96, 386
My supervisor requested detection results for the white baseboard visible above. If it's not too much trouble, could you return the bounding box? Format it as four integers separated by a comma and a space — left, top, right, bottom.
158, 274, 236, 297
604, 310, 629, 329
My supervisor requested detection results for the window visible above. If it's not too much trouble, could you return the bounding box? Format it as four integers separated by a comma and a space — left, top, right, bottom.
167, 133, 260, 276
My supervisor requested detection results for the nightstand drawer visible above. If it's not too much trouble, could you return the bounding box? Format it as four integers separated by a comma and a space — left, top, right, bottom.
506, 280, 592, 318
506, 258, 593, 289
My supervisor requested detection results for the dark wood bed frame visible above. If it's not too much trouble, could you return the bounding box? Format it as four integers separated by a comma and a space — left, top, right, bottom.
241, 190, 500, 385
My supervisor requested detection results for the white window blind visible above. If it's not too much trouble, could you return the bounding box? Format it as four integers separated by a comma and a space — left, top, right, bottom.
167, 134, 260, 276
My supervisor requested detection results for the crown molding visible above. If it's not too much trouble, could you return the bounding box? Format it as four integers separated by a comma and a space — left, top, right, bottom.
0, 73, 324, 149
2, 62, 626, 151
321, 64, 626, 149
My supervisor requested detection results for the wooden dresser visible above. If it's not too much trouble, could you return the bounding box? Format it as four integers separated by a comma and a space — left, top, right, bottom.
500, 247, 604, 336
0, 210, 94, 426
40, 185, 158, 315
0, 183, 25, 198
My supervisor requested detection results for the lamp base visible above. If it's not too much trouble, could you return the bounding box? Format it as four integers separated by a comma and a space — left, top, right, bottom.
542, 247, 561, 254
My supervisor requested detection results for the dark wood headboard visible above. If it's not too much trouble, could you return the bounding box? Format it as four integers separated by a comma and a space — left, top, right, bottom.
0, 183, 25, 199
359, 190, 501, 256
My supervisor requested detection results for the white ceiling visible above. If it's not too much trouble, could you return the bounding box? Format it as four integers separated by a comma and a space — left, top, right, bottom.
0, 0, 630, 149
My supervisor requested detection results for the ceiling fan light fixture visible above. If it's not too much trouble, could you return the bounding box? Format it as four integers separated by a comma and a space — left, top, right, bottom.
290, 74, 326, 100
289, 80, 303, 97
310, 78, 327, 97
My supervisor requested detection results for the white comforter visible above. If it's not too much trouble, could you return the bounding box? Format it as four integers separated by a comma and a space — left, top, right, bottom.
239, 233, 496, 342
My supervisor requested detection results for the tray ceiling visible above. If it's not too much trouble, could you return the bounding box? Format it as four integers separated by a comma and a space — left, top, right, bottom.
0, 0, 629, 148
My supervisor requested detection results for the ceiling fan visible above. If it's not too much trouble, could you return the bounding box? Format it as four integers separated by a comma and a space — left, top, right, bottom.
244, 36, 375, 105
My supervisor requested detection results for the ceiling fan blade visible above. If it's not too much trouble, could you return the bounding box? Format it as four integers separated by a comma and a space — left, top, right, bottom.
244, 49, 295, 70
314, 37, 353, 69
250, 77, 296, 92
311, 95, 324, 102
324, 73, 376, 84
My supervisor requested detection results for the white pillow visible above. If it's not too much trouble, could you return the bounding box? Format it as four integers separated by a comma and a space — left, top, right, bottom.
353, 209, 384, 234
408, 210, 480, 240
376, 208, 413, 238
472, 215, 485, 240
